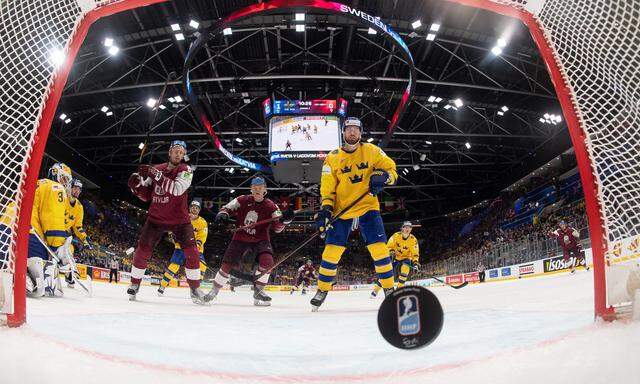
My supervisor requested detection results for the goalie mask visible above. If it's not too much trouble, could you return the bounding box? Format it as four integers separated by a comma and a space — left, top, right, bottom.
49, 163, 72, 194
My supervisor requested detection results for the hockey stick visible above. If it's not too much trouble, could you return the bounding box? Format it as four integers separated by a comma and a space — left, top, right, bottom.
31, 231, 93, 296
138, 71, 176, 164
254, 190, 371, 280
232, 209, 302, 233
428, 275, 468, 289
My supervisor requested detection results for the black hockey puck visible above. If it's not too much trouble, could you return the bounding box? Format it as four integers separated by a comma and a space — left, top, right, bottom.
377, 285, 444, 350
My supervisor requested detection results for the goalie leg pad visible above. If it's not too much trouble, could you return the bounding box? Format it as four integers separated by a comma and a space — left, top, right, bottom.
26, 257, 45, 297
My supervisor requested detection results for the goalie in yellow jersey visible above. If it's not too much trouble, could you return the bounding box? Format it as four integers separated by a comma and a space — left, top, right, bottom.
157, 200, 208, 296
371, 221, 420, 298
27, 163, 74, 297
310, 117, 398, 311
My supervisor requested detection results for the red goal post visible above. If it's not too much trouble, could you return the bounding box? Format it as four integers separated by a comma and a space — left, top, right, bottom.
1, 0, 638, 327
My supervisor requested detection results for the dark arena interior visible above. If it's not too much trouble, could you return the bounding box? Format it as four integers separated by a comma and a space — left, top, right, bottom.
1, 1, 639, 383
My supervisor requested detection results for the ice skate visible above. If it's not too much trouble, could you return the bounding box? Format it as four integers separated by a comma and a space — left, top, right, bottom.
253, 288, 272, 306
190, 287, 209, 306
370, 290, 378, 299
157, 286, 165, 296
65, 273, 75, 289
301, 288, 307, 295
310, 290, 328, 312
203, 285, 220, 302
127, 283, 140, 301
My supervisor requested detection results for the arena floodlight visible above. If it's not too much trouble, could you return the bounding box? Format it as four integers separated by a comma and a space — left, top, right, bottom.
100, 106, 109, 113
158, 104, 166, 110
174, 95, 183, 103
103, 38, 113, 47
108, 45, 119, 56
411, 20, 422, 29
444, 104, 451, 110
295, 13, 305, 21
497, 111, 504, 116
243, 98, 250, 104
368, 27, 377, 35
138, 142, 145, 150
355, 91, 363, 97
106, 111, 113, 116
426, 33, 436, 41
170, 23, 180, 31
167, 97, 175, 103
235, 138, 243, 143
241, 92, 249, 97
49, 47, 65, 67
189, 20, 199, 29
64, 118, 71, 124
454, 98, 464, 108
497, 37, 507, 48
230, 189, 235, 194
354, 98, 361, 103
430, 23, 440, 32
539, 117, 546, 123
419, 153, 427, 161
465, 142, 471, 149
435, 97, 443, 103
296, 24, 305, 32
366, 138, 374, 143
555, 114, 562, 122
501, 106, 509, 112
223, 28, 232, 35
428, 96, 436, 102
491, 46, 502, 56
243, 167, 249, 172
175, 33, 185, 41
228, 168, 235, 174
413, 164, 420, 171
146, 98, 157, 108
425, 140, 432, 145
59, 113, 67, 121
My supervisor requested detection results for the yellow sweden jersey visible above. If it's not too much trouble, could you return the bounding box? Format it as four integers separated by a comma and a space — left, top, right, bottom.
66, 199, 87, 242
0, 202, 17, 227
175, 216, 208, 254
31, 179, 69, 248
320, 143, 397, 220
387, 232, 419, 263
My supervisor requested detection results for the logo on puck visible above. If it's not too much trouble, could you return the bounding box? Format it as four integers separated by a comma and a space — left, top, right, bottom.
397, 295, 420, 336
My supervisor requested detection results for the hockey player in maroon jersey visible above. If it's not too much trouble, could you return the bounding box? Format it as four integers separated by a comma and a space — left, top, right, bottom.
290, 259, 317, 295
204, 176, 294, 306
126, 140, 207, 304
549, 220, 590, 273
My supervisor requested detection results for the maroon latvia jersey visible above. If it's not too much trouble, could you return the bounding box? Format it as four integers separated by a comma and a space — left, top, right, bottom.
221, 195, 284, 242
552, 226, 580, 249
140, 163, 193, 225
298, 264, 316, 278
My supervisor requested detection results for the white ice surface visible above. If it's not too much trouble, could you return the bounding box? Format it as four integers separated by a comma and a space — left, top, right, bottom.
1, 271, 639, 384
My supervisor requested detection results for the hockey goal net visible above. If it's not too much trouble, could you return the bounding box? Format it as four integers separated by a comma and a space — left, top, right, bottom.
0, 0, 638, 326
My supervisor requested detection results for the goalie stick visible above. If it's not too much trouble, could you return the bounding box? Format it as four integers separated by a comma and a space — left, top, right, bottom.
31, 231, 93, 296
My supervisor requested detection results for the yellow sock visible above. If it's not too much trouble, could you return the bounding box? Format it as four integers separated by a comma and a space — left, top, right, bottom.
368, 242, 394, 289
160, 263, 180, 289
373, 281, 383, 293
397, 263, 411, 288
317, 244, 344, 292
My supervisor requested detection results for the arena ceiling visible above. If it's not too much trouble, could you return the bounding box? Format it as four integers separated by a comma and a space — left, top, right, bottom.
47, 0, 573, 220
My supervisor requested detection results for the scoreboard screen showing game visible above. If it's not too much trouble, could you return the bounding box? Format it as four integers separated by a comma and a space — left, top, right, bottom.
269, 115, 341, 155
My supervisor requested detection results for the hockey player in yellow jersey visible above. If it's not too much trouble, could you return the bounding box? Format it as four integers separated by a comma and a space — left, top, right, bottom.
311, 117, 398, 310
64, 179, 89, 288
0, 196, 17, 266
157, 200, 208, 296
27, 163, 74, 297
371, 221, 420, 297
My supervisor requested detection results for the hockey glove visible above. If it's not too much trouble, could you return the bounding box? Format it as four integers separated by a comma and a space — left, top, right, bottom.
127, 173, 143, 190
138, 165, 162, 181
314, 206, 333, 239
215, 211, 230, 224
369, 169, 390, 195
280, 208, 295, 225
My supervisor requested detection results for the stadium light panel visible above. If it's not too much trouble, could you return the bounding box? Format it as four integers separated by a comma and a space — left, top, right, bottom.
106, 111, 113, 116
175, 33, 185, 41
491, 46, 502, 56
64, 118, 71, 124
501, 105, 509, 112
189, 20, 199, 29
454, 98, 464, 108
167, 97, 175, 103
295, 13, 305, 21
100, 106, 109, 113
426, 33, 436, 41
539, 118, 545, 123
434, 97, 443, 103
425, 140, 432, 145
103, 38, 113, 47
413, 164, 420, 171
230, 189, 235, 194
355, 92, 363, 97
146, 98, 157, 108
296, 24, 305, 32
59, 113, 67, 121
241, 92, 249, 97
108, 46, 119, 56
497, 37, 507, 48
223, 28, 232, 35
243, 98, 250, 104
174, 95, 183, 103
170, 23, 181, 31
465, 142, 471, 149
430, 23, 440, 32
428, 96, 436, 102
420, 153, 427, 161
367, 28, 376, 35
138, 143, 145, 150
444, 104, 451, 110
411, 20, 422, 29
235, 138, 243, 143
49, 47, 65, 67
354, 98, 361, 103
158, 104, 166, 110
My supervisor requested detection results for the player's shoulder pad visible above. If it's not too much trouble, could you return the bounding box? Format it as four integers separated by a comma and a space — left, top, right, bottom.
178, 163, 193, 173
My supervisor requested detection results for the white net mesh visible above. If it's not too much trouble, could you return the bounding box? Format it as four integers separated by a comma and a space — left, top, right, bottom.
0, 0, 638, 319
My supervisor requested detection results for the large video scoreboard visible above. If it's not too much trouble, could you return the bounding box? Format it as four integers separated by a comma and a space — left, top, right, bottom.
263, 98, 348, 183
